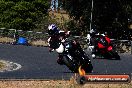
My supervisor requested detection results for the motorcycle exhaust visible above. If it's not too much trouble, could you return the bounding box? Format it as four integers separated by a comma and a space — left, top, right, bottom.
78, 65, 86, 76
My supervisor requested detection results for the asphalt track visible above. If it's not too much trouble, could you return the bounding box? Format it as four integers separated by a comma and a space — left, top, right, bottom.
0, 44, 132, 80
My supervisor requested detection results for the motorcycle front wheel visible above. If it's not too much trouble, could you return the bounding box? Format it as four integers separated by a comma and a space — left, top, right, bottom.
62, 56, 79, 73
81, 63, 93, 73
107, 50, 120, 60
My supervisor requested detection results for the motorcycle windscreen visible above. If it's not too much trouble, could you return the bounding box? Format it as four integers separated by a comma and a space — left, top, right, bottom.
97, 36, 108, 47
105, 36, 111, 44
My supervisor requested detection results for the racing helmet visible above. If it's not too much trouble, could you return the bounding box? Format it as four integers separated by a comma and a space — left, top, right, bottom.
90, 29, 97, 34
48, 24, 59, 35
90, 29, 97, 37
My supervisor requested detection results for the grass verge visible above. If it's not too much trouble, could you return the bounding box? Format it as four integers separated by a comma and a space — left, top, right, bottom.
0, 37, 48, 46
0, 79, 131, 88
0, 61, 6, 70
0, 37, 15, 43
30, 39, 48, 46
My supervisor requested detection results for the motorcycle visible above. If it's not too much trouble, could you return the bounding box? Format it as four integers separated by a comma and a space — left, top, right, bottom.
48, 35, 93, 73
87, 33, 120, 60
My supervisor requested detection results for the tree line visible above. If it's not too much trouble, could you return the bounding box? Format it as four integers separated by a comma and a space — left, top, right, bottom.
0, 0, 49, 31
1, 0, 132, 39
62, 0, 132, 39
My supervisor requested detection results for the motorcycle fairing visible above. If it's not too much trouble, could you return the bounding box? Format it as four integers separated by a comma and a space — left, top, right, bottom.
98, 42, 105, 49
105, 36, 111, 44
107, 46, 113, 51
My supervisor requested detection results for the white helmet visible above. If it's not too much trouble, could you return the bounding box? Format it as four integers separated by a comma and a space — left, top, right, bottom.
48, 24, 59, 35
90, 29, 98, 36
90, 29, 96, 34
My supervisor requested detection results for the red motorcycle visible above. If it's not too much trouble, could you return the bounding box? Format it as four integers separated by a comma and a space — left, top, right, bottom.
88, 34, 120, 60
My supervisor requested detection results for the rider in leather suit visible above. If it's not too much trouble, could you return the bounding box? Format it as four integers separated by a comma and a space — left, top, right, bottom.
47, 24, 70, 65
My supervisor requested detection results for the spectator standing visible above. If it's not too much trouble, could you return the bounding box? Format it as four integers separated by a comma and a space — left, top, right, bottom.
50, 0, 58, 12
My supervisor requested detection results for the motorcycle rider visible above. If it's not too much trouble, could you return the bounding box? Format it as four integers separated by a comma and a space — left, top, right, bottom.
47, 24, 85, 65
87, 29, 100, 58
47, 24, 70, 65
87, 29, 109, 58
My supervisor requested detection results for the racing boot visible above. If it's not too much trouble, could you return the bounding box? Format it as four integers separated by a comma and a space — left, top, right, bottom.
92, 53, 96, 59
91, 48, 96, 59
